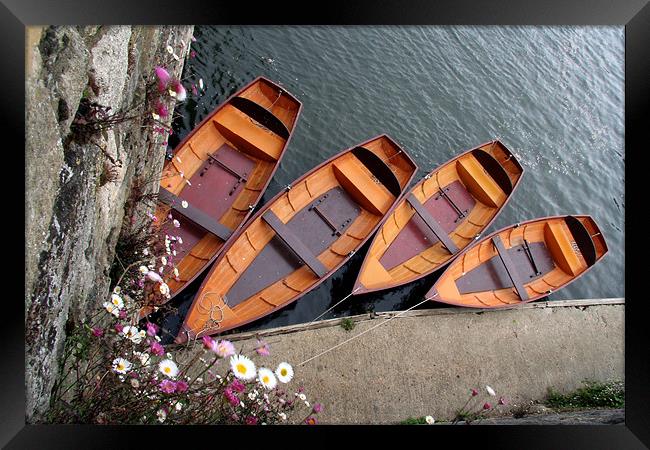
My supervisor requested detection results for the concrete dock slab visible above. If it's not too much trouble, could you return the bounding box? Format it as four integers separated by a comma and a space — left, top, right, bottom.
176, 298, 624, 424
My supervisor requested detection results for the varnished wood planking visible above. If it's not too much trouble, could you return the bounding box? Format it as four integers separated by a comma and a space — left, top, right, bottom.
179, 136, 417, 339
355, 140, 523, 293
142, 78, 301, 319
429, 216, 607, 308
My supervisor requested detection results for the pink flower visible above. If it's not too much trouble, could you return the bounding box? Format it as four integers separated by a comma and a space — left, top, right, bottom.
155, 100, 169, 118
498, 397, 507, 406
191, 84, 198, 96
202, 335, 215, 349
255, 340, 270, 356
118, 310, 127, 319
312, 403, 323, 414
146, 322, 159, 336
223, 388, 239, 407
175, 380, 189, 393
304, 416, 317, 425
172, 80, 187, 101
146, 271, 163, 283
155, 66, 171, 92
214, 340, 235, 358
483, 402, 492, 410
159, 379, 176, 394
150, 341, 165, 356
245, 416, 258, 425
230, 379, 245, 393
191, 35, 197, 42
471, 388, 478, 397
91, 327, 104, 337
115, 323, 124, 333
190, 50, 196, 58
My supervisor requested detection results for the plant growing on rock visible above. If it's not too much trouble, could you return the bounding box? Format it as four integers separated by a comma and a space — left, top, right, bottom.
48, 281, 322, 424
451, 385, 508, 424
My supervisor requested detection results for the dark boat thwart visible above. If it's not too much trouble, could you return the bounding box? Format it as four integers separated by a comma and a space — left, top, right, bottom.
140, 77, 302, 319
175, 135, 418, 343
352, 140, 524, 295
425, 215, 608, 307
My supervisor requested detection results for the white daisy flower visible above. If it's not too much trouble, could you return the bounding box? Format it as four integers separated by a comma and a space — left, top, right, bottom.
230, 354, 256, 381
103, 302, 120, 317
159, 283, 170, 296
152, 112, 160, 121
113, 286, 121, 294
112, 357, 132, 374
486, 385, 496, 396
122, 326, 144, 344
134, 351, 151, 366
178, 236, 184, 244
181, 200, 188, 209
279, 412, 287, 421
157, 409, 167, 423
248, 393, 256, 400
199, 78, 204, 90
139, 265, 149, 274
161, 256, 168, 266
159, 359, 179, 378
143, 248, 149, 256
111, 293, 124, 309
298, 393, 306, 401
166, 45, 174, 54
175, 402, 183, 411
275, 362, 294, 383
258, 368, 277, 390
425, 415, 435, 425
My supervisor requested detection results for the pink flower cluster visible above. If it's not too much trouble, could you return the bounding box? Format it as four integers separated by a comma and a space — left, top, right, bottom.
154, 66, 187, 101
159, 379, 188, 394
202, 336, 235, 358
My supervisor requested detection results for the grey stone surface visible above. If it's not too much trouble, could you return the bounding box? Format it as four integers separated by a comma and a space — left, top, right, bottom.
175, 300, 624, 424
25, 25, 195, 422
461, 408, 625, 425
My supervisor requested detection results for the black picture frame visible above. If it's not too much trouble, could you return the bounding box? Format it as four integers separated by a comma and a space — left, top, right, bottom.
7, 0, 647, 447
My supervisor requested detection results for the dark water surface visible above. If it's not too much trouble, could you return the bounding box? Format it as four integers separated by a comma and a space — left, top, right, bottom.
162, 26, 624, 337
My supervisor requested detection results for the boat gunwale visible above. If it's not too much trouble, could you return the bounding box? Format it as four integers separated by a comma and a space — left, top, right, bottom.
425, 214, 609, 309
351, 138, 525, 296
176, 134, 419, 340
159, 76, 303, 302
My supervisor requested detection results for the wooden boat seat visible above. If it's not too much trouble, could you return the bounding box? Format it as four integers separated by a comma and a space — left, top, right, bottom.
332, 156, 396, 215
158, 188, 233, 242
492, 235, 529, 300
406, 193, 459, 254
261, 210, 328, 278
544, 222, 584, 276
456, 154, 506, 208
213, 105, 285, 162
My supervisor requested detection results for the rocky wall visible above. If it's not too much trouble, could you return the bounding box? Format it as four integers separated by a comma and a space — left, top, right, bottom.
25, 25, 194, 422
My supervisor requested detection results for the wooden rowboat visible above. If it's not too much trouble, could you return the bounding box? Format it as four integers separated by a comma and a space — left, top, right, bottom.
175, 135, 418, 342
425, 215, 608, 307
352, 140, 524, 295
141, 77, 302, 319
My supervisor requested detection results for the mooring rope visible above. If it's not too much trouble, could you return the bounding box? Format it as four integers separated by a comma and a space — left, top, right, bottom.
308, 287, 362, 324
298, 294, 437, 366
